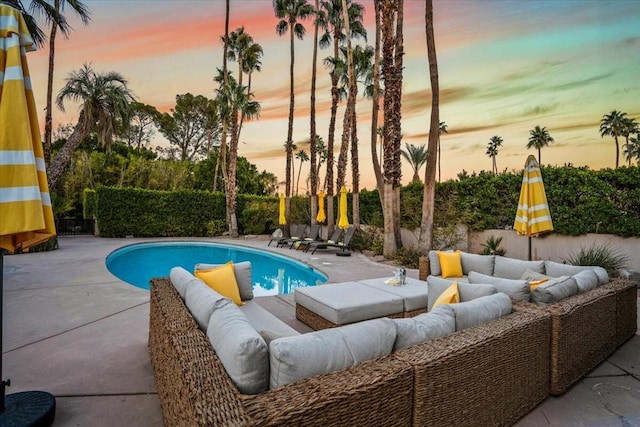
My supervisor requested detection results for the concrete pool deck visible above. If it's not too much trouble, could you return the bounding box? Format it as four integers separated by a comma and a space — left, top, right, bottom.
3, 236, 639, 426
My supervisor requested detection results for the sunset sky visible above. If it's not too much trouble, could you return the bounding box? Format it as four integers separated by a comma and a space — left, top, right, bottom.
23, 0, 640, 191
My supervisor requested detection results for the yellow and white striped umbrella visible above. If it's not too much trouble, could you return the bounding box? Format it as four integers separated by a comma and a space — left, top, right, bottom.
278, 193, 286, 225
0, 3, 56, 253
514, 155, 553, 238
316, 190, 326, 224
337, 186, 349, 230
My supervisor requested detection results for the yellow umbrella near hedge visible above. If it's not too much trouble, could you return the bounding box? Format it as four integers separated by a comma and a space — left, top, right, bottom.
338, 186, 349, 229
278, 193, 286, 225
316, 190, 326, 224
514, 155, 553, 260
0, 2, 56, 423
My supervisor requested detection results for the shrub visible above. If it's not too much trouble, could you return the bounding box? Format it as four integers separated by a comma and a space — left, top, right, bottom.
563, 244, 629, 275
393, 246, 421, 269
479, 235, 506, 256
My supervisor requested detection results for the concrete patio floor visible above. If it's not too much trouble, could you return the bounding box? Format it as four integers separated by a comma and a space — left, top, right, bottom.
3, 236, 639, 426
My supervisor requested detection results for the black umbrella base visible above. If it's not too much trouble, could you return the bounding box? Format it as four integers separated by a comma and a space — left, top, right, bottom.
336, 252, 351, 257
0, 391, 55, 427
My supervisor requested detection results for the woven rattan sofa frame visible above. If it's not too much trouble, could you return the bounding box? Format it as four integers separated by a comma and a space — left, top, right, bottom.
395, 307, 551, 427
149, 278, 414, 427
514, 278, 636, 395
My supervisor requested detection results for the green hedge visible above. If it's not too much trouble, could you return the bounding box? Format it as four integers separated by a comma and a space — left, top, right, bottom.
82, 189, 96, 219
91, 166, 640, 238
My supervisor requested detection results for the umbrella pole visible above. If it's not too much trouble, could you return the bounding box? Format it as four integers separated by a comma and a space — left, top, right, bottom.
528, 237, 532, 261
1, 249, 7, 410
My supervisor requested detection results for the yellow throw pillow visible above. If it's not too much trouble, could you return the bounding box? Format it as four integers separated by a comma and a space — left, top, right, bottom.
529, 279, 548, 291
432, 282, 460, 309
195, 261, 244, 306
438, 250, 463, 279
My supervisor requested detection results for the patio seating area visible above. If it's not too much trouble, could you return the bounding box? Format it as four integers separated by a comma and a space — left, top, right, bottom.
3, 236, 639, 426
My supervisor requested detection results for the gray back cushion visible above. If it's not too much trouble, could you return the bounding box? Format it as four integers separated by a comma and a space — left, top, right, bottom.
195, 261, 254, 301
544, 261, 609, 285
392, 305, 455, 350
461, 252, 495, 276
468, 271, 531, 302
184, 278, 231, 330
450, 293, 513, 331
531, 276, 579, 305
428, 250, 445, 276
269, 318, 396, 389
520, 269, 552, 281
572, 269, 599, 293
170, 266, 202, 300
427, 276, 496, 311
207, 301, 269, 395
494, 256, 545, 280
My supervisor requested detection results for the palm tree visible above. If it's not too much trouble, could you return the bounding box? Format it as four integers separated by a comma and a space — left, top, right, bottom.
486, 135, 503, 174
273, 0, 313, 208
527, 125, 554, 164
223, 79, 261, 236
418, 0, 439, 255
437, 121, 447, 181
621, 116, 638, 166
29, 0, 91, 167
380, 0, 404, 256
309, 0, 320, 224
623, 136, 640, 166
370, 2, 384, 197
225, 27, 262, 143
48, 64, 135, 188
318, 0, 366, 233
401, 143, 428, 182
600, 110, 627, 168
295, 149, 309, 195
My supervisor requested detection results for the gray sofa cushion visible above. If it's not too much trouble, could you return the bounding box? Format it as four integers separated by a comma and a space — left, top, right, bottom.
428, 250, 442, 276
240, 300, 300, 337
450, 293, 513, 331
427, 276, 496, 311
170, 266, 202, 300
544, 261, 609, 285
184, 277, 231, 330
468, 271, 531, 302
392, 305, 456, 350
207, 301, 269, 395
520, 269, 552, 281
269, 318, 396, 389
494, 256, 545, 280
531, 276, 579, 306
461, 252, 495, 276
571, 269, 599, 293
195, 261, 254, 301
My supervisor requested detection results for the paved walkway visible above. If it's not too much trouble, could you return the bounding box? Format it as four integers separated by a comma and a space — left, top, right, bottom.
3, 236, 639, 426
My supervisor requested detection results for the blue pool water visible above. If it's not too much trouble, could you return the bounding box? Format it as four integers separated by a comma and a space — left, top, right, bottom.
106, 241, 327, 296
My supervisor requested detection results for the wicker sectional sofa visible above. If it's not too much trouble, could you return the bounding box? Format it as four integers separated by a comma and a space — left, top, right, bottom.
419, 251, 637, 395
149, 272, 552, 426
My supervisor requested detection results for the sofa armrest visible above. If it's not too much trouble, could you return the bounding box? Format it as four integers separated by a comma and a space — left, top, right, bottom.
600, 278, 637, 346
394, 308, 550, 427
515, 284, 617, 395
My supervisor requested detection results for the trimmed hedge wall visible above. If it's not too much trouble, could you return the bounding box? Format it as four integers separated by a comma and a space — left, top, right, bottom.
91, 165, 640, 238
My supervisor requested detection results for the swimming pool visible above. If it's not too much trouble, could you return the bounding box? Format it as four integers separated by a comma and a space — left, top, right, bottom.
106, 241, 327, 296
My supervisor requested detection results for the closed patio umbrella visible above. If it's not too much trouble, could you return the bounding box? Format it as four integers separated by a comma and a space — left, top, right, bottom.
514, 155, 553, 260
337, 186, 349, 230
0, 2, 56, 424
278, 193, 286, 226
316, 190, 326, 224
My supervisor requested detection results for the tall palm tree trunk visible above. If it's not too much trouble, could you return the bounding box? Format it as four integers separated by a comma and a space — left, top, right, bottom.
309, 0, 319, 225
371, 0, 384, 197
48, 110, 89, 188
43, 0, 60, 168
285, 27, 296, 215
418, 0, 439, 253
